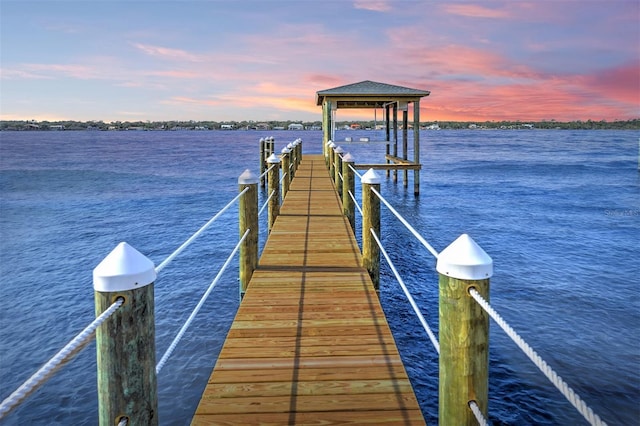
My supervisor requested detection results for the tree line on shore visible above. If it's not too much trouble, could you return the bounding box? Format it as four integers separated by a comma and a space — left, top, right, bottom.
1, 118, 638, 131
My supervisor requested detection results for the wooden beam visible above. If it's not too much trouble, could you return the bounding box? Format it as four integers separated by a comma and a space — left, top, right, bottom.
354, 163, 421, 171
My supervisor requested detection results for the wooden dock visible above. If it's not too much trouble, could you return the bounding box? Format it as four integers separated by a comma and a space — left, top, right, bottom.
192, 155, 426, 425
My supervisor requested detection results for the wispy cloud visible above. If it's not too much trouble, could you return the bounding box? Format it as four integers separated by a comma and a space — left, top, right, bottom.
441, 4, 511, 19
353, 0, 392, 12
131, 43, 205, 62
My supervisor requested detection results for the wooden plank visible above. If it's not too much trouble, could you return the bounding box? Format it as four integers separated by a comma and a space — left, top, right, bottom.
191, 155, 426, 425
193, 410, 426, 425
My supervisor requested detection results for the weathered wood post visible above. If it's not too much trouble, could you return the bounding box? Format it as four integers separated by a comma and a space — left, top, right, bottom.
287, 142, 295, 178
342, 152, 356, 233
328, 141, 336, 177
238, 169, 259, 299
266, 153, 281, 232
294, 138, 302, 169
269, 136, 275, 159
259, 138, 266, 188
436, 234, 492, 425
361, 169, 381, 291
93, 242, 158, 426
280, 146, 291, 199
334, 145, 344, 197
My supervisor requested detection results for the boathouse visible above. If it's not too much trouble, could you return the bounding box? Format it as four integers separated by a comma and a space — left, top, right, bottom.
316, 80, 430, 195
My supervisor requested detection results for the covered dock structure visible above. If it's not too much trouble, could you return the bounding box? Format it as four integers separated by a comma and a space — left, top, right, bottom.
316, 80, 430, 195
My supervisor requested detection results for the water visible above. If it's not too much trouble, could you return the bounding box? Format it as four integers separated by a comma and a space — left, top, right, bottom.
1, 129, 638, 425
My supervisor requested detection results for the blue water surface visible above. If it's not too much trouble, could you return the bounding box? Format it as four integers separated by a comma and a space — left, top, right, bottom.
1, 129, 638, 425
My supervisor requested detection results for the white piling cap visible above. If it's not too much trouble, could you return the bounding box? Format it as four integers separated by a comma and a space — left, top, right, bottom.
361, 168, 381, 184
267, 153, 280, 163
93, 242, 156, 292
342, 152, 354, 162
287, 143, 294, 149
328, 141, 336, 148
436, 234, 493, 280
334, 146, 344, 154
238, 169, 258, 184
326, 140, 333, 145
259, 137, 265, 142
281, 146, 291, 154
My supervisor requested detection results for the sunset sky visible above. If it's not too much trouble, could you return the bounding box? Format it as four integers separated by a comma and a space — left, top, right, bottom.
1, 0, 638, 123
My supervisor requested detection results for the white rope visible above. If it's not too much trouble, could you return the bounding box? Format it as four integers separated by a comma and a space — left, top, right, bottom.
348, 191, 363, 217
259, 164, 275, 180
155, 187, 249, 274
370, 229, 440, 354
469, 288, 608, 426
156, 229, 250, 374
0, 298, 124, 419
279, 172, 287, 185
469, 400, 491, 426
371, 187, 439, 259
259, 190, 275, 217
348, 164, 363, 179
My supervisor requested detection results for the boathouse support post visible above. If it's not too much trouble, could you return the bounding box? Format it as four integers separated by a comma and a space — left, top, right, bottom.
280, 147, 291, 199
268, 136, 275, 159
266, 153, 280, 233
342, 153, 356, 233
436, 234, 492, 426
393, 103, 399, 183
362, 169, 381, 291
259, 138, 266, 188
402, 108, 409, 188
334, 146, 344, 197
238, 169, 259, 299
413, 100, 420, 196
93, 242, 158, 426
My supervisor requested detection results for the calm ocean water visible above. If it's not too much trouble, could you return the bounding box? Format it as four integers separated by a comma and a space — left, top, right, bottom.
0, 129, 638, 425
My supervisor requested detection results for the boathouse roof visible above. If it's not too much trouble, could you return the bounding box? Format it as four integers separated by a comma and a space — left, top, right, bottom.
315, 80, 430, 108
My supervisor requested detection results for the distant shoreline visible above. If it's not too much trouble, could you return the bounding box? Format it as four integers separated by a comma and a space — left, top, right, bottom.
1, 119, 638, 131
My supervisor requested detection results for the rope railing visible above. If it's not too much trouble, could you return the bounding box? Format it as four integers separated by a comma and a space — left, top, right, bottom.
259, 164, 275, 181
279, 172, 288, 185
348, 190, 363, 217
259, 190, 275, 217
370, 229, 440, 353
469, 288, 608, 426
155, 187, 249, 274
348, 164, 363, 179
156, 229, 250, 374
0, 298, 124, 420
469, 401, 491, 426
370, 187, 439, 259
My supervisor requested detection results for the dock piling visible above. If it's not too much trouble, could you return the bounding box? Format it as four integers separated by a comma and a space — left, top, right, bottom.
342, 152, 355, 233
238, 169, 259, 299
266, 153, 281, 232
334, 145, 344, 197
436, 234, 492, 425
362, 169, 381, 291
93, 242, 158, 426
281, 147, 291, 198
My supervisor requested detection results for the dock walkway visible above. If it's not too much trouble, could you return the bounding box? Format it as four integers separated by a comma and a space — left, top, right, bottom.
192, 155, 425, 425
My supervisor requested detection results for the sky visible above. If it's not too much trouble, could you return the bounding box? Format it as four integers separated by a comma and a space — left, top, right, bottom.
1, 0, 638, 123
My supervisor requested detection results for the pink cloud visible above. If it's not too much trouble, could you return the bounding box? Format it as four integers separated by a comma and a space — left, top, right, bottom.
579, 62, 640, 106
441, 4, 511, 19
